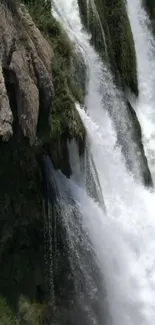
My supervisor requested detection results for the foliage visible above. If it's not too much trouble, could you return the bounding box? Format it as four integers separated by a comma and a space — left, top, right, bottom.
23, 0, 85, 157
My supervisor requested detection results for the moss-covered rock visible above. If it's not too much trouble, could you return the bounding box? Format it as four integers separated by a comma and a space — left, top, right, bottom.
0, 297, 16, 325
24, 0, 86, 170
17, 296, 47, 325
0, 295, 54, 325
78, 0, 108, 59
104, 0, 138, 95
126, 101, 153, 187
78, 0, 138, 96
0, 1, 86, 324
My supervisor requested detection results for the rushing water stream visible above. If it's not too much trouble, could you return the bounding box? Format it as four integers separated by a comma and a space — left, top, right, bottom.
49, 0, 155, 324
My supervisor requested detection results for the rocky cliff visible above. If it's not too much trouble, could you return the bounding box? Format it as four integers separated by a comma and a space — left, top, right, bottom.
0, 0, 153, 324
0, 1, 85, 324
0, 1, 53, 143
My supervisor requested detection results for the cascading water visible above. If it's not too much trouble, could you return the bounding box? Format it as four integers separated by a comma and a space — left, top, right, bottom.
49, 0, 155, 324
43, 156, 110, 325
127, 0, 155, 183
67, 139, 105, 208
53, 0, 152, 187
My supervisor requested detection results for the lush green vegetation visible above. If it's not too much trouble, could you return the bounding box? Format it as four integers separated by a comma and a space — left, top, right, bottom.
23, 0, 85, 149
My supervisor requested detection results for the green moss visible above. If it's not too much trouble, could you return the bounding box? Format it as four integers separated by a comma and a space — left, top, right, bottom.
47, 53, 85, 175
23, 0, 86, 165
0, 297, 16, 325
17, 296, 45, 325
0, 295, 54, 325
51, 56, 85, 139
78, 0, 107, 59
104, 0, 138, 95
47, 15, 86, 171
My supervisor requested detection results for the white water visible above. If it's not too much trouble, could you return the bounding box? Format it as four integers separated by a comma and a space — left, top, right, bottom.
127, 0, 155, 183
53, 0, 152, 184
52, 0, 155, 324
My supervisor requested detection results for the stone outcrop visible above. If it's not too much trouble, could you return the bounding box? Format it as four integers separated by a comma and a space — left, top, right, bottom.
0, 2, 53, 144
0, 65, 13, 140
78, 0, 138, 96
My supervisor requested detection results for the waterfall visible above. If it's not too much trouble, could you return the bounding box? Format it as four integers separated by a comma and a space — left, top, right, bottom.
48, 0, 155, 324
127, 0, 155, 184
53, 0, 152, 186
67, 139, 105, 208
43, 156, 110, 325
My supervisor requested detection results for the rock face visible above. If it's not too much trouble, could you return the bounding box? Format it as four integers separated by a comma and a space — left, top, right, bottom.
78, 0, 138, 96
0, 65, 13, 140
0, 2, 53, 144
0, 2, 86, 322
